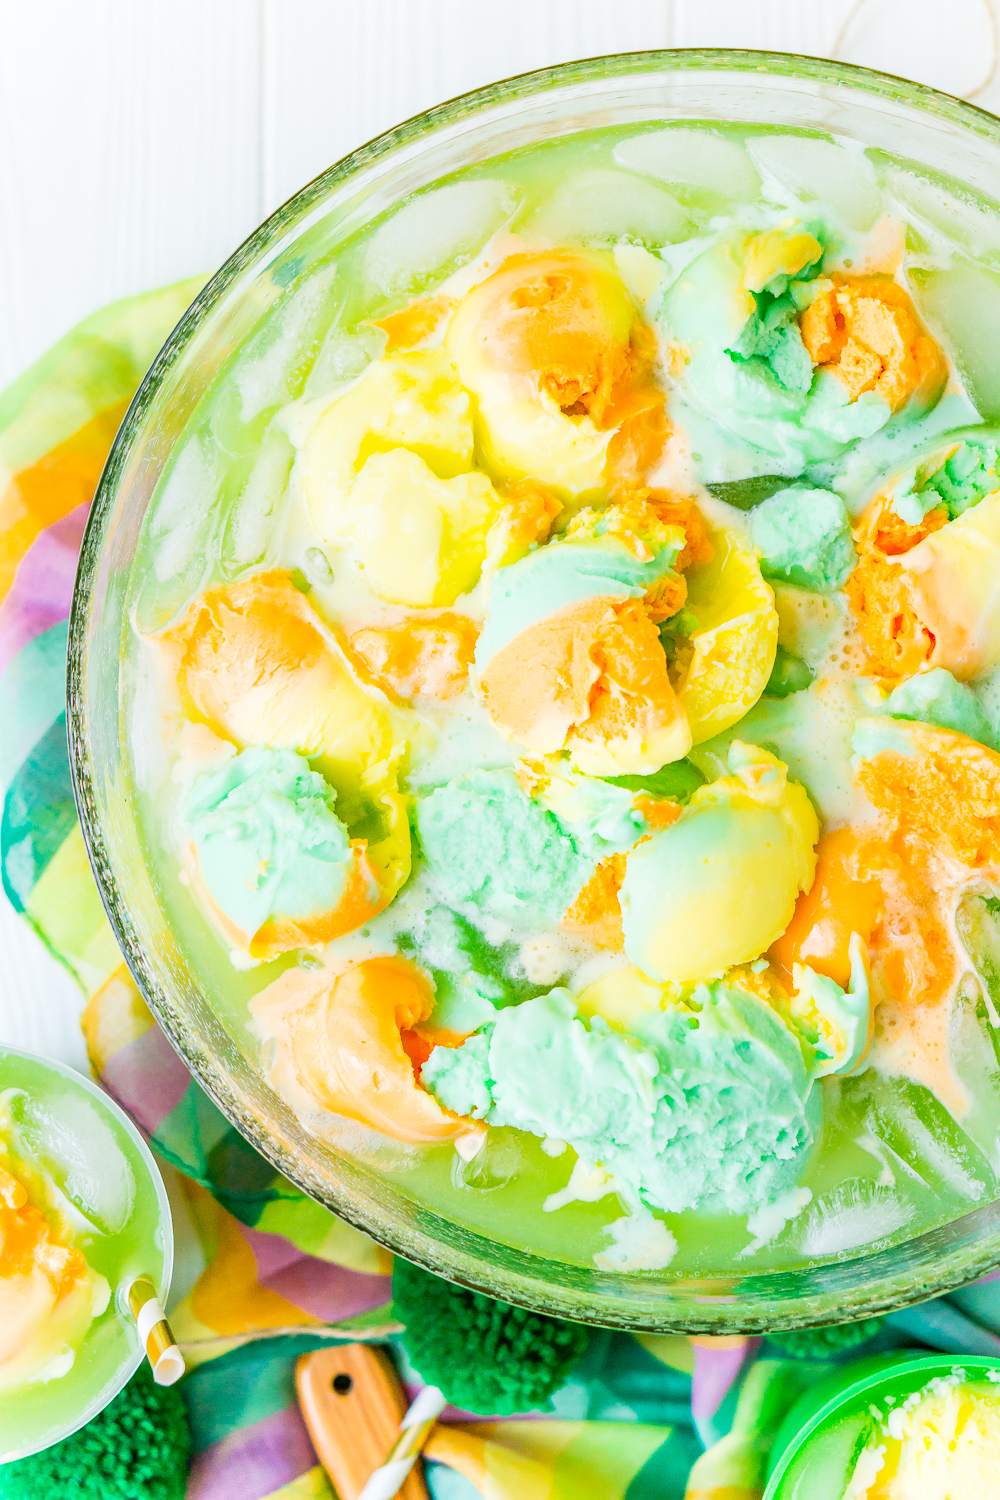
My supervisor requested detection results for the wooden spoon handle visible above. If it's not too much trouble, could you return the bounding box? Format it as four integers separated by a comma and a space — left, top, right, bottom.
295, 1344, 430, 1500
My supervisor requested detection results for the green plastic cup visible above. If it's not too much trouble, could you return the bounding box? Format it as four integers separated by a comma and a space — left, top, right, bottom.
0, 1044, 173, 1462
764, 1351, 1000, 1497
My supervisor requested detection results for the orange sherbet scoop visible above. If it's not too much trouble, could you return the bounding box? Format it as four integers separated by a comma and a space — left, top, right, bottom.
480, 593, 690, 775
771, 826, 882, 990
563, 854, 628, 952
463, 251, 645, 425
844, 494, 946, 684
249, 957, 477, 1145
771, 823, 961, 1011
567, 596, 689, 771
476, 500, 696, 774
772, 716, 999, 1012
446, 251, 667, 498
0, 1161, 107, 1388
349, 613, 478, 703
800, 275, 944, 412
163, 571, 397, 781
856, 721, 1000, 870
0, 1163, 86, 1291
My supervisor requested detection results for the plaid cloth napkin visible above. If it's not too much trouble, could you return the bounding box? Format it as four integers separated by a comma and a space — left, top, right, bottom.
4, 284, 1000, 1500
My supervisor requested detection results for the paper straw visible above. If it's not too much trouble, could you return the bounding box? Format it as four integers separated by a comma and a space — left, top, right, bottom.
125, 1277, 185, 1386
358, 1384, 448, 1500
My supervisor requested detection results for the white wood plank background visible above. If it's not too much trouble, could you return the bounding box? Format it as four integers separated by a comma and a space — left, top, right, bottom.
2, 0, 999, 1068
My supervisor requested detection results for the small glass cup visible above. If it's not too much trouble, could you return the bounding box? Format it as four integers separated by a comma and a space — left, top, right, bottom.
0, 1045, 173, 1462
765, 1352, 1000, 1497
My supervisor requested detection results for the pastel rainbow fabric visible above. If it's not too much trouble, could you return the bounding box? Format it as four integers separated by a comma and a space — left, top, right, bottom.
5, 288, 1000, 1500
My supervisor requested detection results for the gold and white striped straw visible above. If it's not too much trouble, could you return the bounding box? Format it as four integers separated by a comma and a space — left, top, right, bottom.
358, 1384, 448, 1500
125, 1276, 185, 1386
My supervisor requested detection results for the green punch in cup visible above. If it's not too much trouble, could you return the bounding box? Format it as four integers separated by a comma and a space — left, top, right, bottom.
765, 1353, 1000, 1498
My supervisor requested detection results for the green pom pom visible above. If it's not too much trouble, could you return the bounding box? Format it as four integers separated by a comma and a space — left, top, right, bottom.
769, 1315, 885, 1359
0, 1363, 191, 1500
393, 1259, 589, 1415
